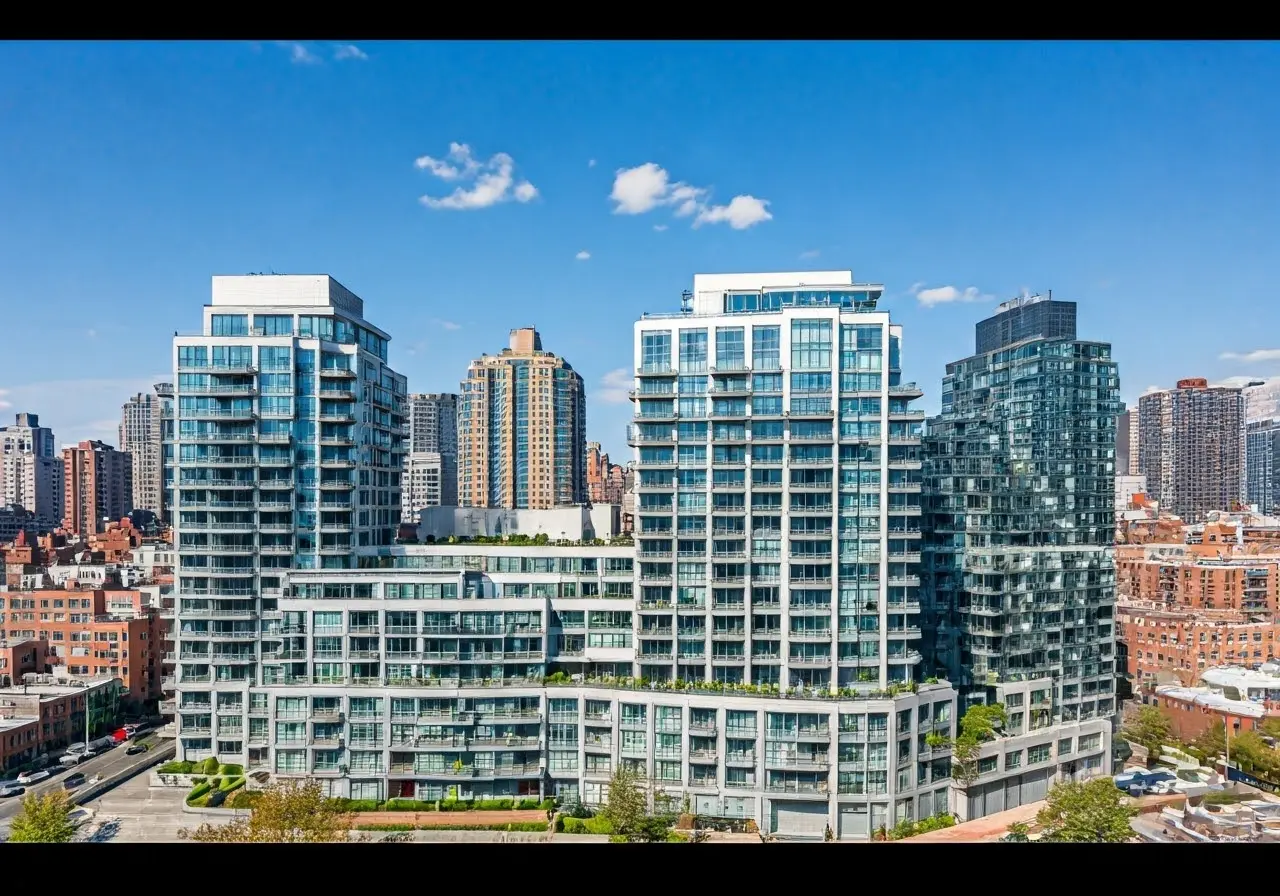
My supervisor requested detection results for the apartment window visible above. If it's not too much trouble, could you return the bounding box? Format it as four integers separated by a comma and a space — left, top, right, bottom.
1004, 750, 1022, 770
679, 329, 709, 373
254, 314, 294, 337
1078, 733, 1101, 752
1027, 744, 1052, 765
641, 331, 672, 372
977, 757, 998, 775
752, 326, 781, 370
790, 319, 832, 370
715, 327, 746, 370
211, 314, 248, 337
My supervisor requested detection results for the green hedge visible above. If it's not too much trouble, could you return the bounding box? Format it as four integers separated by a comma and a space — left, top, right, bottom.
186, 782, 213, 806
218, 763, 244, 776
159, 760, 196, 774
358, 822, 548, 833
373, 797, 555, 813
220, 776, 246, 793
559, 816, 613, 835
200, 757, 220, 775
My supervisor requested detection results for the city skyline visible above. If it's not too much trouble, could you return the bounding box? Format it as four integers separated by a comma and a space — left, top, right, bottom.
2, 41, 1280, 461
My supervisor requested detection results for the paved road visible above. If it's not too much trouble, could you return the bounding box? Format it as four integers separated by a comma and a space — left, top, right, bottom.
0, 737, 174, 823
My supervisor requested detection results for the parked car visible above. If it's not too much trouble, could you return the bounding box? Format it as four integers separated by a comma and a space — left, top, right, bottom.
60, 753, 87, 767
125, 742, 149, 756
0, 785, 25, 798
63, 772, 86, 790
15, 769, 50, 785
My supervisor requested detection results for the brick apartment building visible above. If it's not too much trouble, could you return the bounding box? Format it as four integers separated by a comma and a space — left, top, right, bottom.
1150, 685, 1266, 742
1115, 551, 1280, 613
585, 442, 625, 506
61, 440, 132, 537
1119, 601, 1280, 686
0, 677, 122, 772
0, 588, 163, 704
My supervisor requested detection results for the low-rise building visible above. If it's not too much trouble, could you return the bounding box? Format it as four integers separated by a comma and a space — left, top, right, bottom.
1150, 684, 1266, 742
0, 588, 164, 705
0, 675, 123, 771
1115, 550, 1279, 614
1118, 601, 1280, 686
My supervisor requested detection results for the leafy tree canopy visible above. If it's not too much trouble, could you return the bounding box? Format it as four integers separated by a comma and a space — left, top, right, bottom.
7, 791, 82, 843
1035, 778, 1136, 843
178, 779, 360, 843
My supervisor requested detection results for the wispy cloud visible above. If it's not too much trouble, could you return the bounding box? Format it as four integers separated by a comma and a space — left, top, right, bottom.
575, 250, 591, 261
277, 41, 320, 65
0, 376, 169, 446
595, 369, 632, 404
609, 162, 772, 230
86, 328, 98, 339
799, 249, 820, 260
1220, 348, 1280, 364
429, 318, 462, 332
416, 143, 538, 211
332, 44, 368, 61
588, 159, 597, 168
908, 283, 995, 308
652, 224, 668, 232
1213, 375, 1273, 389
402, 340, 427, 357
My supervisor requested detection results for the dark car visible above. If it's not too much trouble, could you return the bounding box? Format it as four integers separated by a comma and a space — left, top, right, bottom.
63, 772, 86, 790
125, 742, 149, 756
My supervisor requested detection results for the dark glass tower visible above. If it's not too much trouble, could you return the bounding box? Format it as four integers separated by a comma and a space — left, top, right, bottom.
973, 294, 1077, 356
923, 297, 1120, 723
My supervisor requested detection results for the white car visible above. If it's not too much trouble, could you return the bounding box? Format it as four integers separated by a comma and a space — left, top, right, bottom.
15, 769, 50, 785
0, 785, 25, 798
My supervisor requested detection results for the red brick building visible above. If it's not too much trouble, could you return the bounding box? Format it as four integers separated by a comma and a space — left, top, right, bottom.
0, 677, 122, 771
61, 440, 132, 537
1119, 601, 1280, 686
1150, 685, 1266, 742
0, 588, 164, 705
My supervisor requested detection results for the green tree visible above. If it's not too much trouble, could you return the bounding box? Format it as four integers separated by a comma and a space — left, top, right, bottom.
1002, 821, 1030, 842
8, 791, 83, 843
178, 779, 362, 843
1259, 717, 1280, 741
600, 766, 669, 842
1226, 730, 1280, 779
1194, 719, 1227, 758
1122, 705, 1173, 758
1035, 778, 1136, 843
949, 702, 1007, 788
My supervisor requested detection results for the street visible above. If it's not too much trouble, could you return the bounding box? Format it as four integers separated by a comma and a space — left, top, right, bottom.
0, 736, 174, 833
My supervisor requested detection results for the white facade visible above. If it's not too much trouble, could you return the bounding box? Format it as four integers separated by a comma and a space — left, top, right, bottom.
119, 385, 172, 519
403, 451, 446, 522
402, 393, 458, 519
170, 274, 407, 764
0, 413, 62, 531
1116, 473, 1147, 512
416, 505, 621, 542
629, 271, 924, 689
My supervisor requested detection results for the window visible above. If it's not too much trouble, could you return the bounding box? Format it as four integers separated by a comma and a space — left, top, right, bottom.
254, 315, 294, 336
679, 329, 709, 373
1078, 733, 1101, 752
715, 327, 746, 370
752, 326, 780, 370
1004, 750, 1022, 770
790, 320, 832, 370
1027, 744, 1052, 765
211, 314, 248, 337
641, 331, 671, 372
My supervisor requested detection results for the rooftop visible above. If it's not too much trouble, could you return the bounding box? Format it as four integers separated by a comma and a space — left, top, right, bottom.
0, 676, 118, 699
1156, 685, 1266, 720
0, 716, 38, 733
1200, 665, 1280, 693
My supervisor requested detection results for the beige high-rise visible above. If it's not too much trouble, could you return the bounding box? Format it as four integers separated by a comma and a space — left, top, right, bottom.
458, 327, 586, 509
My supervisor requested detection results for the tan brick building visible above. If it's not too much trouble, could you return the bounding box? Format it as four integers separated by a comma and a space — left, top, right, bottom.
457, 327, 586, 510
1118, 600, 1280, 686
61, 440, 132, 537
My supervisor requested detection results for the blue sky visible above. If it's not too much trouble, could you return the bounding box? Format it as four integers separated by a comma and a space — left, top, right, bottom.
1, 40, 1278, 460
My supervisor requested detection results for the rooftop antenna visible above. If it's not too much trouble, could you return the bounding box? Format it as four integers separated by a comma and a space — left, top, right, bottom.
680, 290, 692, 315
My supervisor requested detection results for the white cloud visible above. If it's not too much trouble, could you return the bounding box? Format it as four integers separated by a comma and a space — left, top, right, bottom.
416, 143, 538, 211
0, 376, 169, 447
277, 41, 320, 65
86, 328, 97, 339
588, 159, 597, 168
333, 44, 368, 61
799, 249, 820, 259
1220, 349, 1280, 364
1142, 385, 1163, 395
693, 196, 773, 230
609, 162, 772, 230
575, 250, 591, 261
429, 318, 462, 332
596, 368, 632, 404
653, 224, 668, 232
909, 284, 995, 308
1213, 375, 1272, 389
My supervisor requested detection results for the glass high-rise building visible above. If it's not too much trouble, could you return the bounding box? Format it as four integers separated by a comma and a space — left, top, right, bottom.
168, 275, 406, 766
923, 295, 1120, 723
458, 328, 586, 510
629, 271, 926, 690
1246, 418, 1280, 514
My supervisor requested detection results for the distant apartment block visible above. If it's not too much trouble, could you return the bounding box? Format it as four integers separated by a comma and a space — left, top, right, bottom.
1117, 408, 1140, 476
119, 384, 173, 519
1119, 601, 1280, 686
0, 677, 122, 772
458, 327, 586, 510
401, 393, 458, 521
62, 440, 132, 537
1247, 418, 1280, 514
585, 442, 624, 506
1245, 378, 1280, 423
972, 292, 1076, 355
0, 412, 63, 532
1115, 546, 1279, 614
1138, 378, 1245, 524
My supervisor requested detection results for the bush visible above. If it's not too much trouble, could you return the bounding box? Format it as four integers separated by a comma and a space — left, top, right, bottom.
539, 798, 556, 811
200, 757, 219, 776
190, 776, 207, 784
226, 789, 261, 810
383, 798, 434, 812
187, 782, 213, 805
359, 823, 416, 832
217, 763, 244, 776
559, 815, 614, 835
159, 760, 196, 774
475, 799, 514, 811
419, 822, 549, 832
332, 798, 382, 812
220, 776, 246, 793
